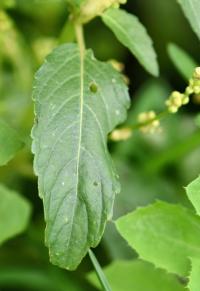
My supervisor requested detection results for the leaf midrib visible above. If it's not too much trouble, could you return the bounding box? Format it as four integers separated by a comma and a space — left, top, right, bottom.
66, 47, 85, 251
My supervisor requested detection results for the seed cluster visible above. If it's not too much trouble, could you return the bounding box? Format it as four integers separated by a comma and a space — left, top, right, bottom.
166, 67, 200, 113
138, 111, 160, 134
110, 67, 200, 140
110, 127, 132, 141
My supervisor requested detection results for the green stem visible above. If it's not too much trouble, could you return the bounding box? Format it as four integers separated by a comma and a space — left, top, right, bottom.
88, 249, 112, 291
74, 23, 85, 56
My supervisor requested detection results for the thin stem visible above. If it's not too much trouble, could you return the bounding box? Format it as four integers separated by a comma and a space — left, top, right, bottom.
88, 249, 112, 291
74, 23, 85, 56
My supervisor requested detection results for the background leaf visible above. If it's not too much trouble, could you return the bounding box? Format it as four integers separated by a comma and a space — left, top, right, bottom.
177, 0, 200, 40
0, 184, 31, 245
0, 119, 24, 166
101, 8, 159, 76
186, 175, 200, 215
32, 43, 130, 270
116, 201, 200, 276
167, 43, 198, 80
88, 260, 186, 291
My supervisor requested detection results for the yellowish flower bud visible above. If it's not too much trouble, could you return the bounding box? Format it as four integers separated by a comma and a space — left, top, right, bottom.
168, 106, 178, 113
194, 87, 200, 94
110, 127, 132, 141
165, 91, 189, 113
182, 95, 189, 105
109, 59, 124, 72
138, 111, 156, 123
138, 111, 160, 134
185, 86, 193, 95
193, 67, 200, 80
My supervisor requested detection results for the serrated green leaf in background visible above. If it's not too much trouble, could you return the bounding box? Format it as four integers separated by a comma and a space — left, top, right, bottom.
0, 184, 31, 245
177, 0, 200, 41
167, 43, 198, 81
116, 201, 200, 276
32, 43, 130, 270
186, 175, 200, 215
188, 258, 200, 291
101, 8, 159, 76
88, 260, 186, 291
0, 119, 24, 166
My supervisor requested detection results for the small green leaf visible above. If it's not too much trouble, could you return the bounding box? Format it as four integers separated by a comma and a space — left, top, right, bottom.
101, 8, 159, 76
116, 201, 200, 276
167, 43, 198, 80
177, 0, 200, 40
186, 175, 200, 215
88, 260, 186, 291
0, 119, 24, 166
0, 184, 31, 245
188, 258, 200, 291
32, 43, 130, 270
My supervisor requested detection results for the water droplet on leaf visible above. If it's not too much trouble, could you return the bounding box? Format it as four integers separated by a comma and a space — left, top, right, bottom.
115, 110, 120, 115
112, 78, 116, 83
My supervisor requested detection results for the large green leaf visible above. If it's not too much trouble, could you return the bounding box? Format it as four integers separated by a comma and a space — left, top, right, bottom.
0, 119, 24, 166
0, 184, 31, 245
167, 43, 198, 81
32, 43, 130, 270
186, 175, 200, 215
88, 260, 186, 291
116, 201, 200, 276
177, 0, 200, 40
101, 8, 159, 76
188, 258, 200, 291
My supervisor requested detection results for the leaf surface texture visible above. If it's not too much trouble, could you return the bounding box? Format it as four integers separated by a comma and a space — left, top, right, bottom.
32, 43, 130, 270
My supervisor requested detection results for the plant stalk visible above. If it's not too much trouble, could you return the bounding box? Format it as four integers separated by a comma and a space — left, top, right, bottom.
88, 249, 112, 291
74, 23, 85, 56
